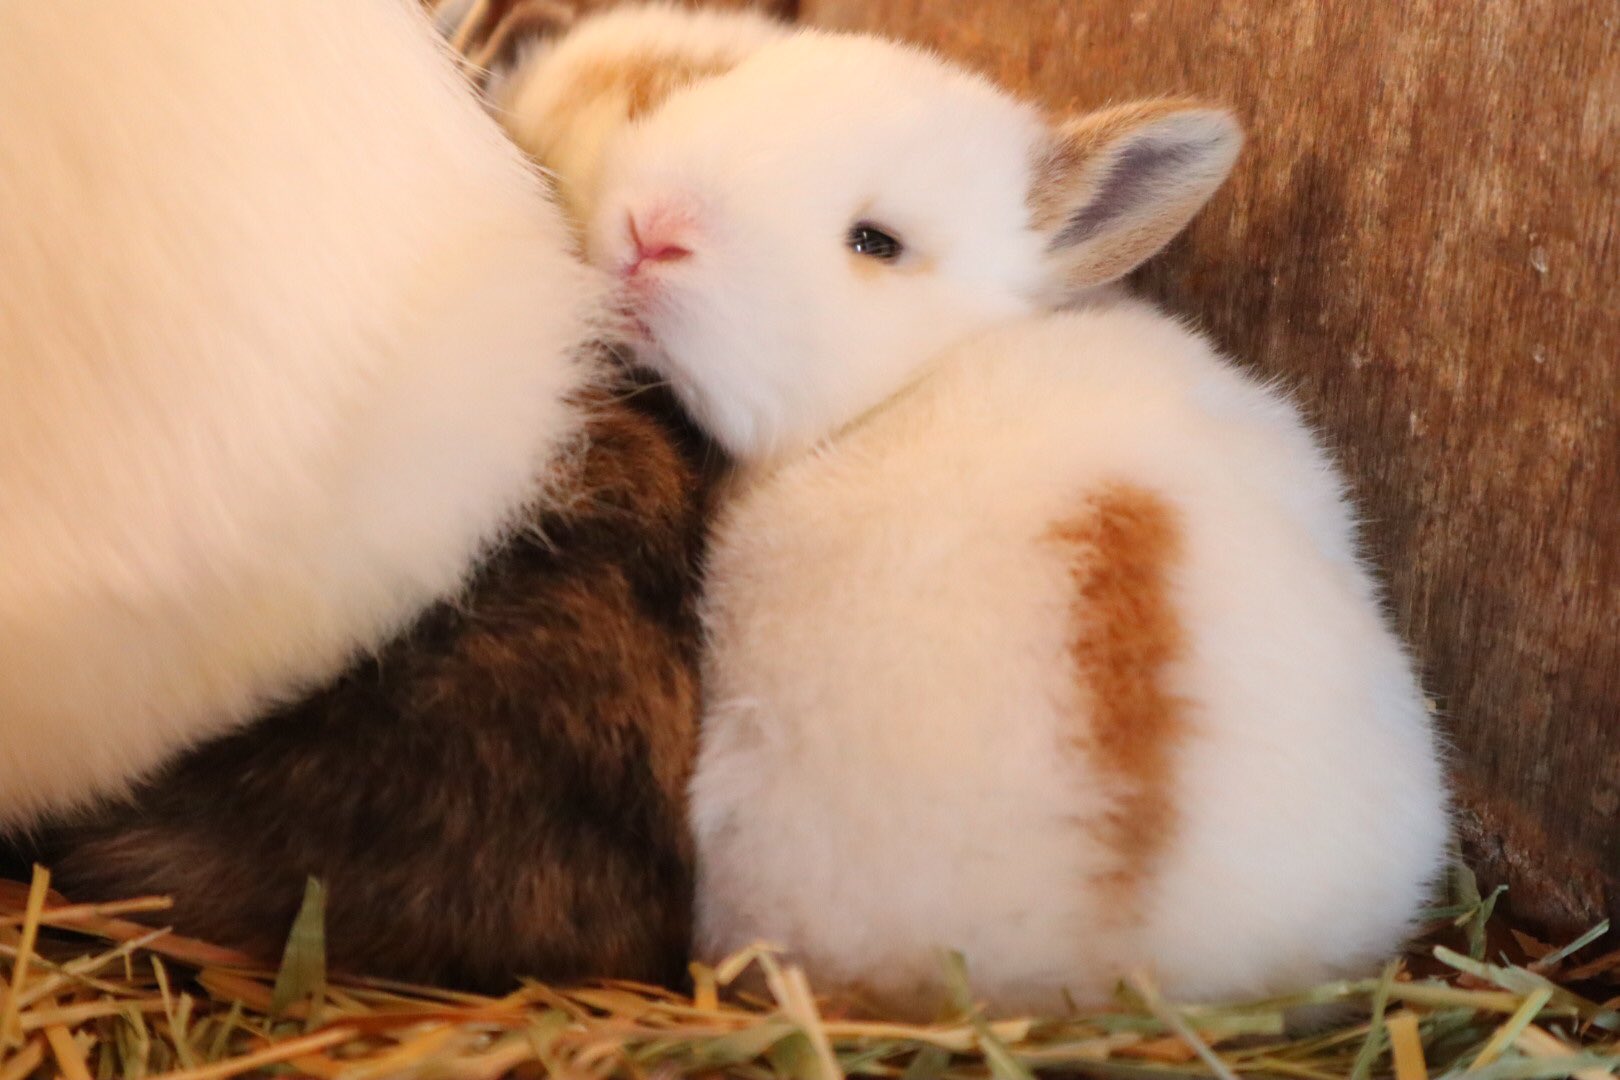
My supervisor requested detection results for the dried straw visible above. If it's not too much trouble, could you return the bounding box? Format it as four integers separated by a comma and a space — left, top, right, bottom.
1, 864, 1618, 1079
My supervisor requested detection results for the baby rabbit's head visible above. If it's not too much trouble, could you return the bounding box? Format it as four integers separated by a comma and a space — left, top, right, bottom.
588, 32, 1240, 461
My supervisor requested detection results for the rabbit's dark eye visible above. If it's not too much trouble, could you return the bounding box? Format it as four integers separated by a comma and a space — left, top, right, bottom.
847, 222, 903, 261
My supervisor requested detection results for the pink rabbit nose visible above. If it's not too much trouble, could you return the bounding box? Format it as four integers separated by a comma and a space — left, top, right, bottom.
624, 208, 692, 276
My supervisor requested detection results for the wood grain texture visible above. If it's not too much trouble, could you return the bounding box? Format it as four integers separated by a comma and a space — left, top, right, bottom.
804, 0, 1619, 933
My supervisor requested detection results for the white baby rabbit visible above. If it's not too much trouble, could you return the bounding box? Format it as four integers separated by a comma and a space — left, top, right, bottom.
0, 3, 605, 827
583, 30, 1451, 1014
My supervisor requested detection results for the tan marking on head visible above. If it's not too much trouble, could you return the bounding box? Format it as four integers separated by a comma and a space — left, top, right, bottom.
560, 50, 741, 127
1052, 483, 1188, 900
626, 52, 740, 120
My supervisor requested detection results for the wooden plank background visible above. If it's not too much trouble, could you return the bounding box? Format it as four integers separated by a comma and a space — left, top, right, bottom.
799, 0, 1620, 932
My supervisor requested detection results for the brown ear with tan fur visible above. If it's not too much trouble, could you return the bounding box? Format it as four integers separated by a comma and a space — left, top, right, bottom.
1030, 99, 1241, 299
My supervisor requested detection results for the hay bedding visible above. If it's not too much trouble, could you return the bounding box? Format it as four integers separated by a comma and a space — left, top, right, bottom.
2, 863, 1618, 1079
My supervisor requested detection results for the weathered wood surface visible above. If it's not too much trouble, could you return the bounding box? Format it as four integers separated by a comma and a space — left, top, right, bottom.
804, 0, 1620, 933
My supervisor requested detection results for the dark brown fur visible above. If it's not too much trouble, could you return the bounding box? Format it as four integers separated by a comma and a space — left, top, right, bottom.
9, 365, 718, 993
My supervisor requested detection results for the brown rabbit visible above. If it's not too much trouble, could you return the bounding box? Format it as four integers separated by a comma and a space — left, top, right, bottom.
15, 366, 716, 991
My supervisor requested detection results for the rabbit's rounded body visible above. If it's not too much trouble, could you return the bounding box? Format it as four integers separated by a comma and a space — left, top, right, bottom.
549, 15, 1449, 1013
0, 2, 604, 826
693, 302, 1447, 1013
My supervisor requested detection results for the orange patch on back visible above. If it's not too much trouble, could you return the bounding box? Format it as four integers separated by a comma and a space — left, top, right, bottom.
1053, 483, 1188, 897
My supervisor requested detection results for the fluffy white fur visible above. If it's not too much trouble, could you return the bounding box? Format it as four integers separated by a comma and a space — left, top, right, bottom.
490, 3, 787, 231
0, 3, 605, 827
581, 29, 1451, 1013
590, 34, 1059, 460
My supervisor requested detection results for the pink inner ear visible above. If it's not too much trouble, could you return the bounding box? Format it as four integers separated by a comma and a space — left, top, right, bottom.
1051, 137, 1211, 251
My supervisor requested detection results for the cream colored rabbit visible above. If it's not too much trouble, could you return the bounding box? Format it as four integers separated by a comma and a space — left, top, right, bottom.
579, 28, 1451, 1015
0, 3, 604, 826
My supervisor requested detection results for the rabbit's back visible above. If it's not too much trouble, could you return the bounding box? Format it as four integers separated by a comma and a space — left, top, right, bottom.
694, 301, 1447, 1013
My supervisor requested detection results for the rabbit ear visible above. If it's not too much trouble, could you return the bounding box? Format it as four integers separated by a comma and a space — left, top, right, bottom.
1030, 100, 1241, 297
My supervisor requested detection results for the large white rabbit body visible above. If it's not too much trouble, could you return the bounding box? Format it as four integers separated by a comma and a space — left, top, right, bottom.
0, 3, 604, 825
582, 31, 1450, 1013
